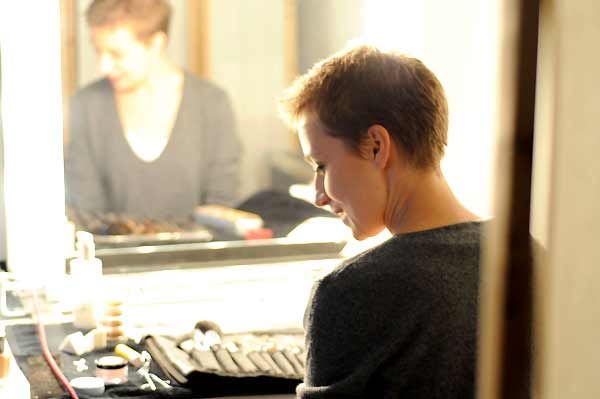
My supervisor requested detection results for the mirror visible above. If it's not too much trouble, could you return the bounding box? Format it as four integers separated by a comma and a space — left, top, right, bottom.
61, 0, 364, 253
1, 0, 505, 266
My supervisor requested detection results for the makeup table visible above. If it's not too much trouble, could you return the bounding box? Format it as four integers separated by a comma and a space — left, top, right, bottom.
1, 257, 342, 399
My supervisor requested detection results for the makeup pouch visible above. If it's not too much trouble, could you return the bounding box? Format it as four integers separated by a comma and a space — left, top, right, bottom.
143, 321, 305, 396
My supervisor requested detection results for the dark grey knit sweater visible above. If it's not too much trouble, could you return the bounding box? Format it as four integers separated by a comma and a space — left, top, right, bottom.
298, 222, 482, 399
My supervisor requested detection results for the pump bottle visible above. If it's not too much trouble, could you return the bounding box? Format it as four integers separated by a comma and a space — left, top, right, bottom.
70, 231, 103, 330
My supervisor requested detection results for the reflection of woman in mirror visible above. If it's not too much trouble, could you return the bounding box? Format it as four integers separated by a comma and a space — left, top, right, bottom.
65, 0, 241, 222
279, 45, 482, 398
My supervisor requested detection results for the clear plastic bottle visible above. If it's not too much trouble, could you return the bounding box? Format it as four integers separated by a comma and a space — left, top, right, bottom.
70, 231, 103, 330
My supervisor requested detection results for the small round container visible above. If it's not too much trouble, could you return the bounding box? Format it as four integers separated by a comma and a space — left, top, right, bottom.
70, 376, 105, 396
95, 355, 128, 384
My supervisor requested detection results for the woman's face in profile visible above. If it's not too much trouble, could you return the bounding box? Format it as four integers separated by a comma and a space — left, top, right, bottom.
298, 114, 387, 240
90, 25, 159, 93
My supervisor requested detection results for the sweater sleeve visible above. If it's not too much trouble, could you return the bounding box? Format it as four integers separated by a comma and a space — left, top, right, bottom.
299, 274, 379, 399
200, 88, 242, 207
64, 92, 108, 213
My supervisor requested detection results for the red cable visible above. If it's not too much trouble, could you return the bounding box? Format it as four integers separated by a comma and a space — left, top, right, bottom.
32, 291, 79, 399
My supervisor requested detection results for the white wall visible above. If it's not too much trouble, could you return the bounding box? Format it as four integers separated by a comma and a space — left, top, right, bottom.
207, 0, 294, 200
537, 1, 600, 397
423, 0, 499, 219
297, 0, 365, 73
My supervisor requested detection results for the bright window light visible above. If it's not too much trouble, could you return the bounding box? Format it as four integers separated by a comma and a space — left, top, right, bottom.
0, 1, 66, 283
359, 0, 425, 56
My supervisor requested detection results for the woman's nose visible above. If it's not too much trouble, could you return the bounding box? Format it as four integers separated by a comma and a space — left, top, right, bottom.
313, 175, 331, 207
315, 191, 331, 207
98, 54, 115, 76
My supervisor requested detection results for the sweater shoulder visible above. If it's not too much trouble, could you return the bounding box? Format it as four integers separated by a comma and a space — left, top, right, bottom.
321, 221, 483, 292
72, 78, 112, 103
183, 72, 229, 100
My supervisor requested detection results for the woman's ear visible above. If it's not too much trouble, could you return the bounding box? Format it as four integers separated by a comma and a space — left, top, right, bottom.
365, 124, 391, 169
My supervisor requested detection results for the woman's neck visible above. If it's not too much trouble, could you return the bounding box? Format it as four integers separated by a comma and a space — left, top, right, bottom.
134, 58, 183, 95
385, 167, 480, 235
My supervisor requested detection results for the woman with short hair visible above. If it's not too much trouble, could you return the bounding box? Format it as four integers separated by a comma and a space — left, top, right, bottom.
66, 0, 241, 220
279, 45, 482, 399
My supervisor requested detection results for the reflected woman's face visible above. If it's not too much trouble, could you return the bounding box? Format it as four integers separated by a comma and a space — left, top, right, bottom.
90, 25, 160, 93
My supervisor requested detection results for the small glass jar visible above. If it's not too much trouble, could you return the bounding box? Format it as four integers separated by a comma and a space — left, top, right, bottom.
95, 355, 128, 384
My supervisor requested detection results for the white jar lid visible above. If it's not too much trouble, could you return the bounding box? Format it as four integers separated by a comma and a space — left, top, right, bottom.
70, 376, 105, 396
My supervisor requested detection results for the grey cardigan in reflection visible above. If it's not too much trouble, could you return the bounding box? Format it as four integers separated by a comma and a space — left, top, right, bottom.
65, 72, 241, 219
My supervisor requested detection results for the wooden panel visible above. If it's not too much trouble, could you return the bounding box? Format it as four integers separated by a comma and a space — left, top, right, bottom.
531, 0, 556, 395
60, 0, 77, 146
186, 0, 211, 78
283, 0, 299, 151
283, 0, 298, 85
478, 0, 538, 398
477, 0, 519, 392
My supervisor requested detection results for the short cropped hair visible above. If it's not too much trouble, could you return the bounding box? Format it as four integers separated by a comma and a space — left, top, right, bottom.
279, 45, 449, 169
86, 0, 172, 40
